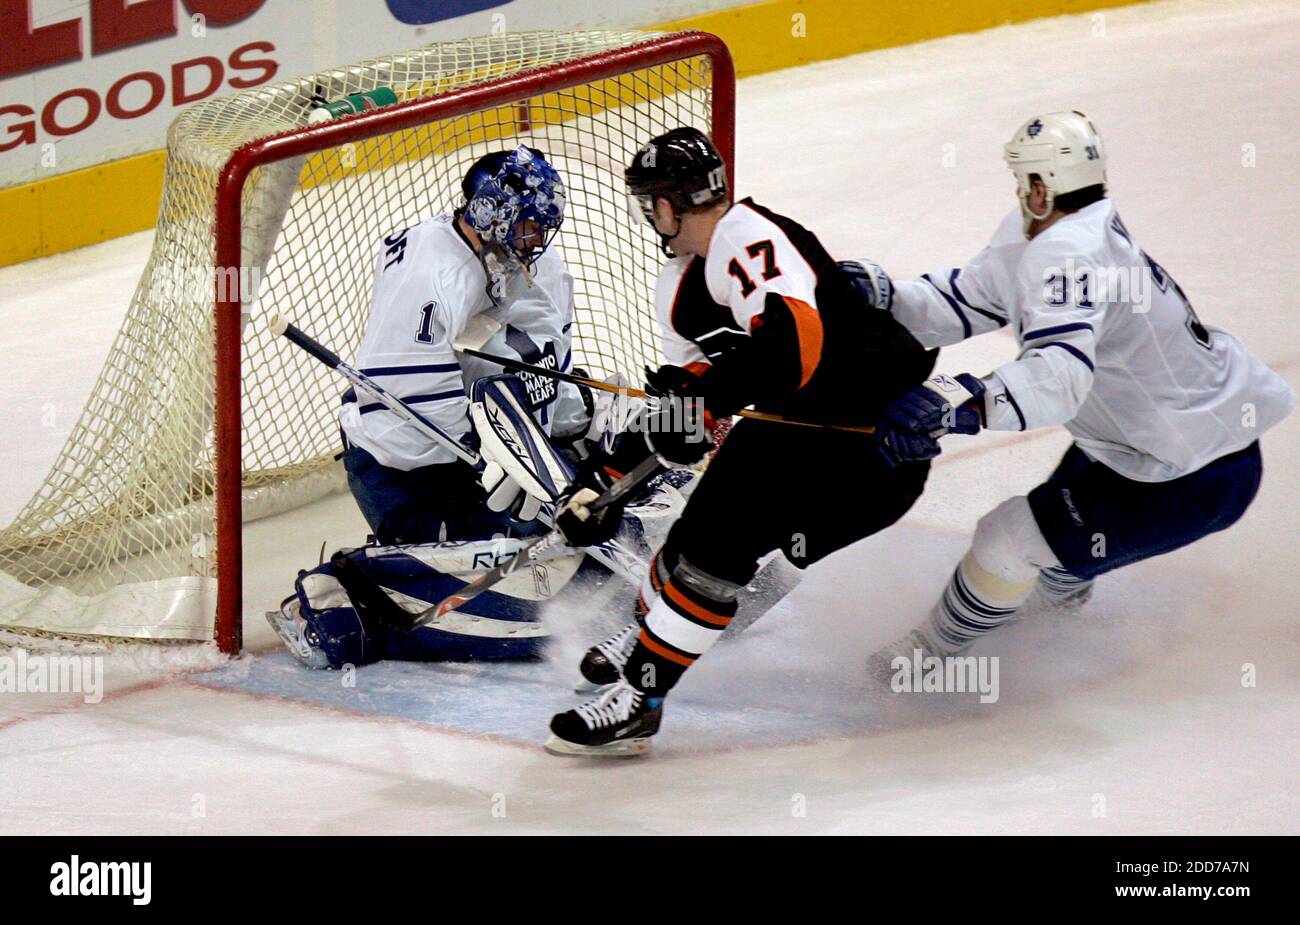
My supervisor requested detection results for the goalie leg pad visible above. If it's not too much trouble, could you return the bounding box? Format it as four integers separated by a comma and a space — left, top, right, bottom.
284, 541, 565, 668
289, 567, 371, 668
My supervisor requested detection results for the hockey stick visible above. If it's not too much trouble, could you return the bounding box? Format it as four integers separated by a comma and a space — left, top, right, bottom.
269, 313, 651, 592
405, 455, 664, 631
455, 346, 876, 434
269, 315, 481, 466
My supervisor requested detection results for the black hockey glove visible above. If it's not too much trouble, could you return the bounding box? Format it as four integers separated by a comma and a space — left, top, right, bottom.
554, 463, 626, 548
644, 363, 703, 397
641, 365, 714, 467
554, 381, 713, 548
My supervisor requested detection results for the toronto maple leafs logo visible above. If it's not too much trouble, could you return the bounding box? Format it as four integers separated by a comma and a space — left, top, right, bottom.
1027, 119, 1043, 138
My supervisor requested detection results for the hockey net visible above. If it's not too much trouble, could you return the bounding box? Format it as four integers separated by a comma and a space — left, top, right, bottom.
0, 30, 734, 653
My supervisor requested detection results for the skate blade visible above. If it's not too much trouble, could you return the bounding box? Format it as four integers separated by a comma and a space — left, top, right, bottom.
572, 678, 612, 694
543, 734, 652, 758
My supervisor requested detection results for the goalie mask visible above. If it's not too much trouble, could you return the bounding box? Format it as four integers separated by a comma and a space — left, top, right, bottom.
463, 146, 566, 302
1003, 111, 1106, 232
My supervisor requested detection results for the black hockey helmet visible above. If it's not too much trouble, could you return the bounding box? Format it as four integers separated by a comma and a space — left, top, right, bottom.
625, 127, 729, 250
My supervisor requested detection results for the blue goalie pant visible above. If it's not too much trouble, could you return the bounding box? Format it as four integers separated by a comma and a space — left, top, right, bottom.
1027, 440, 1263, 581
343, 444, 544, 545
284, 542, 560, 668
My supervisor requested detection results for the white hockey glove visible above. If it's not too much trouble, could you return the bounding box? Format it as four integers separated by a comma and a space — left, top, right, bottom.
471, 374, 575, 523
479, 461, 542, 521
553, 371, 647, 460
587, 373, 646, 455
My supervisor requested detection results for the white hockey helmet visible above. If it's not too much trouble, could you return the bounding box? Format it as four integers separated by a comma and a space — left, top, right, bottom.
1003, 111, 1106, 226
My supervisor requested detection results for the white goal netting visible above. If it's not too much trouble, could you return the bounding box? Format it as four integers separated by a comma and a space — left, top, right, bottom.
0, 31, 722, 647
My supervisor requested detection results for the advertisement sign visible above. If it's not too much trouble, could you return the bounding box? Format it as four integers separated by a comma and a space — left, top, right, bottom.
0, 0, 743, 187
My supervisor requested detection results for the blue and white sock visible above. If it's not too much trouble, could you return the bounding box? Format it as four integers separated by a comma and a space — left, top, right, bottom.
929, 552, 1036, 653
1036, 565, 1094, 606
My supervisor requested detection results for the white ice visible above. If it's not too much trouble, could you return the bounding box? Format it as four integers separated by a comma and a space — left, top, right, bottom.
1, 0, 1297, 834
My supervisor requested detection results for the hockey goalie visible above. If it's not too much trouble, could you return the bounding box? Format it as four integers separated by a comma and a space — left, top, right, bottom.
266, 145, 795, 670
266, 146, 678, 669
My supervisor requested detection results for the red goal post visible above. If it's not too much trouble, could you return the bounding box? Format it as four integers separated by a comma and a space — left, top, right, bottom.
211, 32, 736, 653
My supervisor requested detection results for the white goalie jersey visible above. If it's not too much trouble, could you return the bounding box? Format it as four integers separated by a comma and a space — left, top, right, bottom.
339, 212, 588, 470
890, 200, 1294, 481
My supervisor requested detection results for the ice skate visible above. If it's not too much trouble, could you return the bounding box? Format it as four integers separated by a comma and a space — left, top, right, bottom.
545, 679, 662, 757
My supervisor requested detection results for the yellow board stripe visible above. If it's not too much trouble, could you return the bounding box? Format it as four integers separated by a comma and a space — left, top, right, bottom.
292, 64, 706, 191
0, 151, 166, 266
0, 0, 1149, 268
658, 0, 1147, 78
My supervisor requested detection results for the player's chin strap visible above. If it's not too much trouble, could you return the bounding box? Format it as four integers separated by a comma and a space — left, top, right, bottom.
656, 213, 685, 258
1018, 187, 1055, 234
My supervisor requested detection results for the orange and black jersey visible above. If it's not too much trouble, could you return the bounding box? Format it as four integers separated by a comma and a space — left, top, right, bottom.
654, 198, 935, 425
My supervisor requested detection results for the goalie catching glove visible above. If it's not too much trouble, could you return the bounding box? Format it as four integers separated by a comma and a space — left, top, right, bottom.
876, 372, 986, 466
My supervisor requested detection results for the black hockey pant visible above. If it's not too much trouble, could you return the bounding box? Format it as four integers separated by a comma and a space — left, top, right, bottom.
624, 418, 931, 696
663, 417, 931, 586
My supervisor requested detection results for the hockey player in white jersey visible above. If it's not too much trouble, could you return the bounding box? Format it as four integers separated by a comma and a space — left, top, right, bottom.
339, 145, 587, 545
855, 111, 1293, 661
267, 147, 663, 669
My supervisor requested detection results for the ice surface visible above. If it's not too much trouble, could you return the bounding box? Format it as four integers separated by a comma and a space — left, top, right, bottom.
1, 0, 1297, 834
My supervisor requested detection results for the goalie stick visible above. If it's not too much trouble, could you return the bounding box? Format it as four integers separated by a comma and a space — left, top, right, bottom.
268, 314, 651, 610
271, 320, 802, 641
268, 314, 481, 466
453, 346, 876, 435
405, 455, 665, 631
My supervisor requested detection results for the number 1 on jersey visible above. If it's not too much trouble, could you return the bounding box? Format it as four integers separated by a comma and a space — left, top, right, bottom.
415, 301, 438, 344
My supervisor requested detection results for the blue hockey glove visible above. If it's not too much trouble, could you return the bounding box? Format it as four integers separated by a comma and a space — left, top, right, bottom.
877, 373, 986, 466
840, 259, 893, 312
